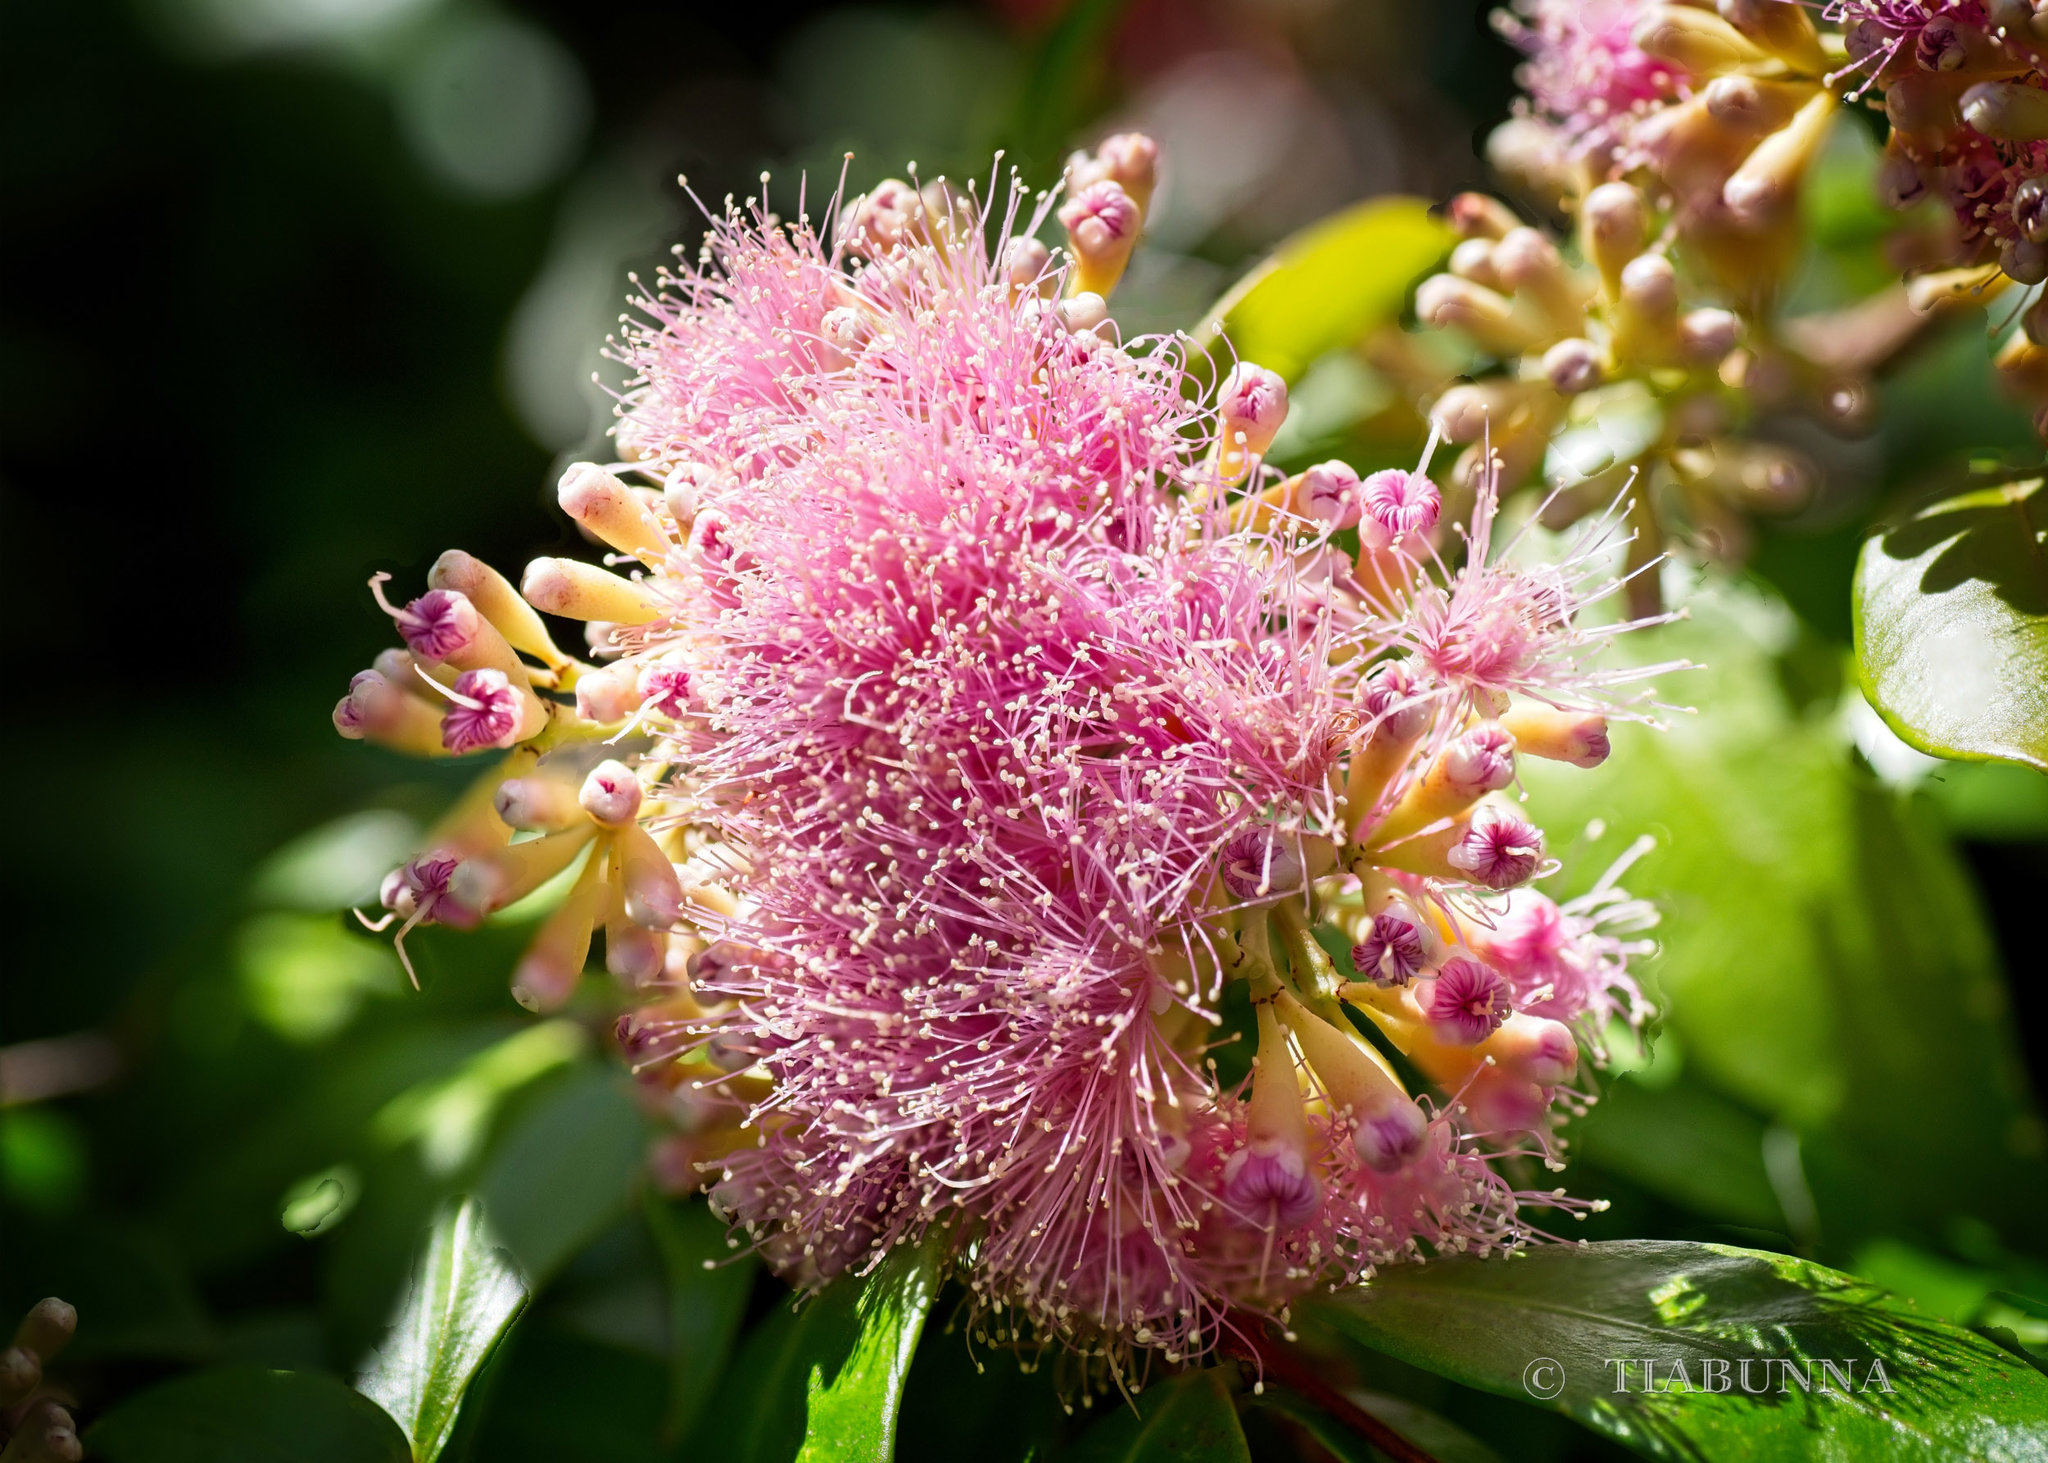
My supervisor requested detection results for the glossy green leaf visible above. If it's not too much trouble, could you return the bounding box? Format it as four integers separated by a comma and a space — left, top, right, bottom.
719, 1237, 944, 1463
477, 1063, 649, 1283
1854, 477, 2048, 770
1062, 1367, 1250, 1463
355, 1196, 529, 1463
1518, 588, 2047, 1250
1192, 197, 1452, 381
1310, 1241, 2048, 1463
645, 1193, 758, 1441
87, 1367, 410, 1463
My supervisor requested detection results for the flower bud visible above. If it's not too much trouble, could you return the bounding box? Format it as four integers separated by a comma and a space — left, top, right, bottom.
1499, 702, 1611, 768
494, 774, 585, 831
1414, 274, 1536, 357
615, 819, 684, 927
1485, 1014, 1580, 1086
1492, 226, 1580, 333
1001, 237, 1054, 297
334, 670, 447, 755
1224, 1003, 1320, 1226
1542, 338, 1603, 396
605, 887, 668, 985
1276, 990, 1426, 1173
1352, 901, 1434, 988
1296, 461, 1362, 530
1058, 179, 1141, 299
579, 760, 644, 827
1068, 132, 1159, 215
558, 462, 671, 565
1361, 659, 1433, 743
428, 550, 569, 669
1446, 807, 1546, 889
575, 663, 644, 723
509, 862, 604, 1012
662, 463, 710, 525
1357, 467, 1440, 551
1057, 292, 1111, 336
1722, 92, 1837, 225
450, 826, 595, 917
838, 179, 924, 259
1717, 0, 1825, 72
1220, 827, 1306, 901
440, 668, 539, 754
522, 557, 666, 625
1420, 956, 1513, 1045
1679, 307, 1742, 364
1631, 5, 1769, 74
1446, 192, 1519, 241
1430, 380, 1536, 443
1702, 75, 1807, 136
1214, 364, 1288, 482
1368, 724, 1516, 847
1448, 237, 1501, 289
1582, 183, 1648, 292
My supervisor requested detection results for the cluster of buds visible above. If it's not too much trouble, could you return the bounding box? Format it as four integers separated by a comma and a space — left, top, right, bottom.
1388, 1, 1971, 608
334, 135, 1669, 1373
1828, 0, 2048, 431
0, 1298, 79, 1462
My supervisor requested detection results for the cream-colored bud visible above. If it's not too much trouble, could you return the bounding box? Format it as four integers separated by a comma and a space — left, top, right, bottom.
1414, 274, 1538, 357
558, 462, 671, 565
522, 558, 666, 625
429, 550, 569, 669
1581, 183, 1648, 294
1722, 92, 1838, 225
1448, 238, 1502, 289
1716, 0, 1825, 73
1631, 5, 1770, 75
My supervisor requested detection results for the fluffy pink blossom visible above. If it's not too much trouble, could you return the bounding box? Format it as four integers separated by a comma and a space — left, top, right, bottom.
1496, 0, 1688, 172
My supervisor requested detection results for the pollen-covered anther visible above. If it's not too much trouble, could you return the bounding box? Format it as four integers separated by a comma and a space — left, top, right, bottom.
1058, 180, 1142, 300
558, 462, 672, 565
1420, 956, 1513, 1045
579, 760, 644, 827
522, 557, 666, 625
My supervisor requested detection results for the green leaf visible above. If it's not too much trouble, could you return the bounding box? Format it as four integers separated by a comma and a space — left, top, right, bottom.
87, 1366, 411, 1463
719, 1237, 944, 1463
1191, 198, 1452, 381
1061, 1367, 1250, 1462
1854, 477, 2048, 770
355, 1196, 530, 1463
477, 1063, 649, 1283
644, 1193, 757, 1441
1308, 1240, 2048, 1463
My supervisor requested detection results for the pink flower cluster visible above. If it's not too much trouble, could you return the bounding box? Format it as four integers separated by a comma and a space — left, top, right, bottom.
333, 143, 1667, 1369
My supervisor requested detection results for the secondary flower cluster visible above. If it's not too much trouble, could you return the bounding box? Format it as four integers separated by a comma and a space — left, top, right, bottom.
335, 138, 1667, 1370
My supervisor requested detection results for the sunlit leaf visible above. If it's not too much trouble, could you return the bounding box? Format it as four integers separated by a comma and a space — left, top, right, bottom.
1191, 197, 1452, 381
1854, 477, 2048, 771
720, 1237, 943, 1463
87, 1367, 410, 1463
1061, 1367, 1250, 1462
1309, 1241, 2048, 1463
355, 1196, 529, 1463
645, 1193, 757, 1441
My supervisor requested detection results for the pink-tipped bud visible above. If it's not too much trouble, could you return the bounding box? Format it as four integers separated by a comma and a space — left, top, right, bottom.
838, 179, 924, 259
1220, 827, 1306, 901
1070, 132, 1159, 214
1298, 461, 1362, 529
1414, 274, 1528, 355
1221, 1140, 1321, 1228
1542, 338, 1603, 396
1352, 1100, 1429, 1173
1059, 179, 1142, 298
335, 671, 397, 739
509, 867, 603, 1012
1446, 808, 1546, 889
1447, 192, 1520, 240
1358, 468, 1441, 549
440, 669, 526, 753
522, 557, 665, 625
1352, 901, 1433, 987
1582, 183, 1647, 283
1492, 1015, 1580, 1086
1001, 237, 1053, 295
1619, 254, 1678, 316
559, 462, 670, 564
1679, 308, 1742, 363
1448, 237, 1501, 288
575, 663, 644, 723
579, 760, 643, 826
1442, 723, 1517, 797
394, 588, 481, 663
1216, 363, 1289, 457
1422, 955, 1513, 1044
1500, 702, 1611, 768
427, 550, 567, 670
1362, 660, 1433, 742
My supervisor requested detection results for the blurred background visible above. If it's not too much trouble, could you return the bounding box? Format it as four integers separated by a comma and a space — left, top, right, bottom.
3, 1, 2045, 1458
